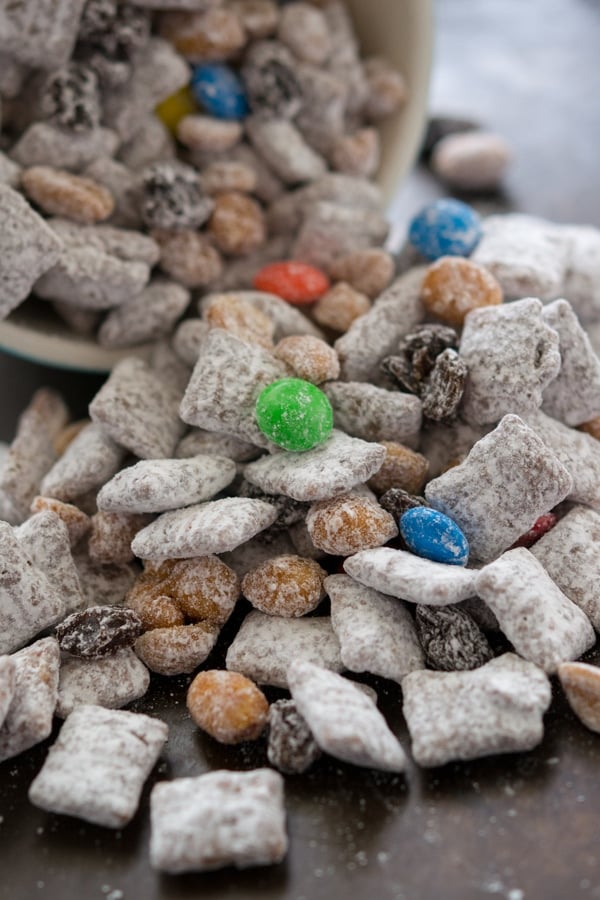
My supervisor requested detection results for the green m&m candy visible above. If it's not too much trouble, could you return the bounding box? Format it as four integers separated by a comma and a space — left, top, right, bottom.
255, 378, 334, 452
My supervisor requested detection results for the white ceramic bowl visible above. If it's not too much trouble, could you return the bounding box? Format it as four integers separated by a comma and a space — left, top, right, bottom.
0, 0, 433, 372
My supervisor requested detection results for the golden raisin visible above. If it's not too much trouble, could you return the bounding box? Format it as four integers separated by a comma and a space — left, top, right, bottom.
201, 161, 257, 196
368, 441, 429, 495
579, 416, 600, 441
421, 256, 503, 328
242, 555, 326, 617
312, 282, 371, 333
21, 166, 114, 224
274, 335, 340, 384
54, 419, 90, 457
328, 248, 394, 299
127, 556, 240, 628
128, 590, 185, 631
186, 670, 269, 743
306, 494, 398, 556
330, 128, 380, 178
135, 623, 219, 676
159, 8, 246, 62
153, 228, 223, 288
206, 294, 275, 349
30, 496, 91, 547
208, 191, 266, 256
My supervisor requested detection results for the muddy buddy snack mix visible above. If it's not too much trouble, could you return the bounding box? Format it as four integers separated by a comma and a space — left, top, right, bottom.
4, 0, 600, 888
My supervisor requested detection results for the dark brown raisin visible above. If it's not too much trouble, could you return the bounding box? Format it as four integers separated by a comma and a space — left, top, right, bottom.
242, 42, 303, 119
379, 488, 428, 521
267, 699, 321, 774
238, 480, 308, 531
45, 63, 101, 132
140, 162, 214, 231
56, 606, 144, 658
415, 604, 493, 672
421, 348, 467, 422
382, 324, 459, 394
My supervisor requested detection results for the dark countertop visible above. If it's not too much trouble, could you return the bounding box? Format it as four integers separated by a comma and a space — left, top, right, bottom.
2, 1, 600, 898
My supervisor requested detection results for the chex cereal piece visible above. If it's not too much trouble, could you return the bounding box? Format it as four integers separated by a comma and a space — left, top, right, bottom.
415, 605, 493, 672
83, 157, 143, 229
151, 340, 192, 396
41, 422, 125, 502
244, 430, 386, 502
324, 382, 422, 449
0, 0, 86, 68
0, 638, 60, 763
73, 545, 138, 609
242, 555, 326, 618
475, 548, 595, 673
561, 225, 600, 324
531, 506, 600, 629
326, 574, 424, 683
90, 358, 184, 459
335, 268, 425, 383
425, 415, 573, 562
459, 298, 561, 425
97, 455, 236, 514
30, 497, 91, 547
0, 151, 21, 188
226, 610, 343, 688
15, 511, 83, 614
34, 242, 150, 310
175, 428, 261, 463
246, 116, 327, 185
292, 202, 389, 271
558, 662, 600, 734
172, 320, 210, 365
98, 279, 190, 348
344, 547, 477, 606
127, 556, 240, 629
307, 494, 398, 556
287, 660, 406, 772
187, 670, 269, 744
228, 289, 324, 340
402, 653, 551, 767
419, 419, 491, 479
0, 656, 16, 730
541, 299, 600, 425
470, 213, 570, 300
0, 185, 63, 319
0, 523, 65, 655
131, 497, 277, 559
522, 408, 600, 509
0, 388, 68, 523
154, 228, 223, 287
150, 768, 286, 873
267, 698, 321, 775
180, 327, 288, 449
45, 219, 160, 266
88, 511, 153, 565
29, 705, 168, 827
11, 122, 119, 172
56, 649, 150, 719
135, 623, 219, 676
103, 38, 189, 142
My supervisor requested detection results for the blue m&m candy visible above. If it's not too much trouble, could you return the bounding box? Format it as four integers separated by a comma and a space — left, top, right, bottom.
408, 198, 482, 261
191, 64, 249, 120
399, 506, 469, 566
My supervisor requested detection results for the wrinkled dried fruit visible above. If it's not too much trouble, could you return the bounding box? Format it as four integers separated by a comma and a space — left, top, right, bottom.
267, 698, 321, 774
415, 605, 494, 671
56, 606, 143, 659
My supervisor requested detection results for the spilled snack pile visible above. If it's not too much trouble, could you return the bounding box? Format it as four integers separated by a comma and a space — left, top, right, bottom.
2, 0, 600, 884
